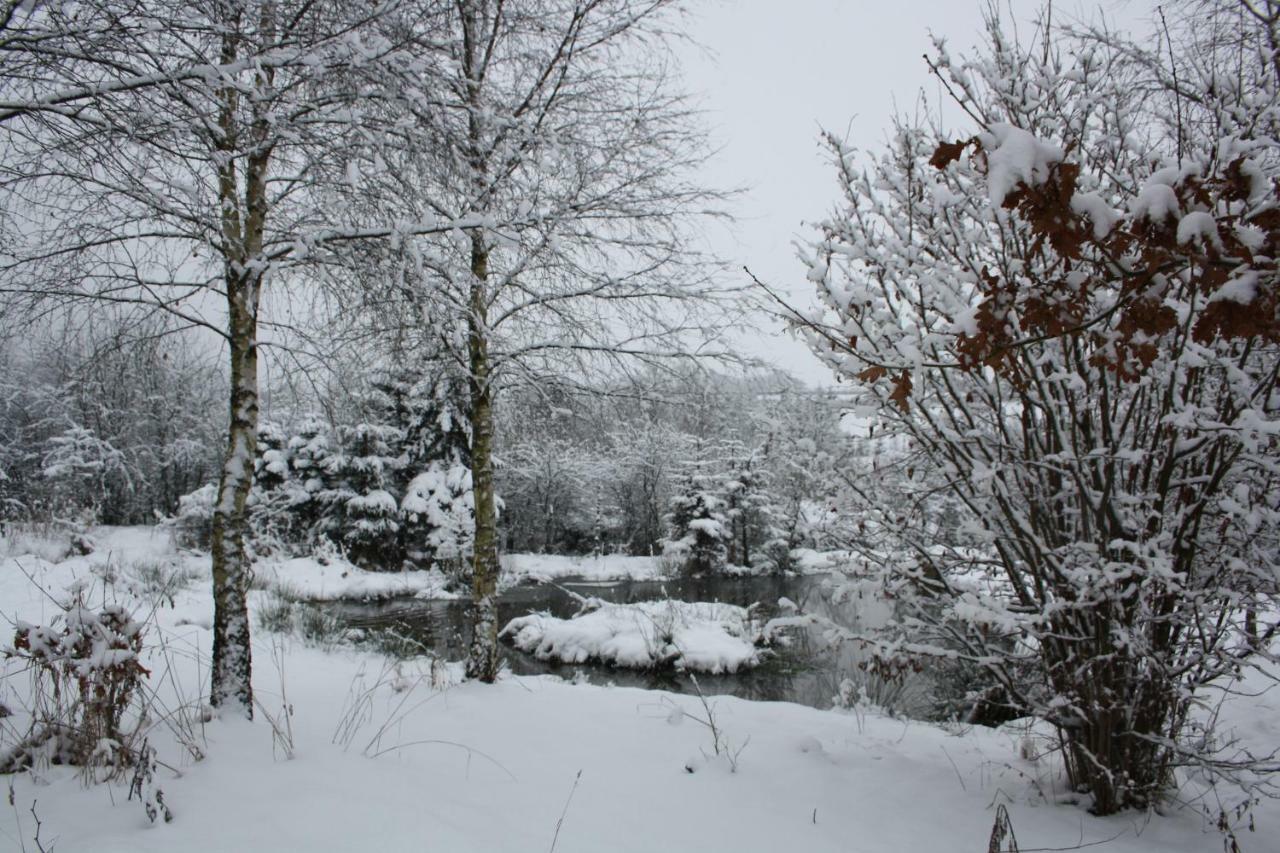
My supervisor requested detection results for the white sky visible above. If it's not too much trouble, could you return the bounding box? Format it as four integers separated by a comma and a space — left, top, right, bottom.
674, 0, 1154, 384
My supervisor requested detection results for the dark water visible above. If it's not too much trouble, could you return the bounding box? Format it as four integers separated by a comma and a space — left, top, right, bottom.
323, 573, 884, 710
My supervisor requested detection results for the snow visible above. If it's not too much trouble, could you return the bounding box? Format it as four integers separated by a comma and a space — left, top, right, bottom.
258, 556, 457, 602
344, 488, 397, 514
978, 123, 1064, 206
1, 527, 1277, 853
950, 303, 980, 337
501, 600, 766, 673
788, 548, 859, 574
1129, 181, 1181, 222
1176, 210, 1221, 248
501, 552, 664, 584
1068, 191, 1120, 239
1209, 271, 1259, 305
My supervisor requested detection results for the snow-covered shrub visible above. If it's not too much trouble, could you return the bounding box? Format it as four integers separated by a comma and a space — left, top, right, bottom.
254, 594, 342, 647
3, 587, 148, 775
501, 600, 768, 673
792, 4, 1280, 813
831, 670, 933, 722
925, 657, 1027, 728
125, 558, 200, 608
170, 482, 217, 550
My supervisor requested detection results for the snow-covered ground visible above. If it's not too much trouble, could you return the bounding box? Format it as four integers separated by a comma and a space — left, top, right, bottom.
2, 527, 1277, 853
500, 550, 847, 586
502, 600, 766, 673
259, 555, 457, 602
500, 551, 666, 584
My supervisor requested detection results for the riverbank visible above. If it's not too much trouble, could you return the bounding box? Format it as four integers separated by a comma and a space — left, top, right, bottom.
1, 526, 1274, 852
260, 546, 834, 603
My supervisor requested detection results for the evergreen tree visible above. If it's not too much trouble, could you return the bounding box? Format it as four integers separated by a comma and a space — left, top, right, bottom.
399, 370, 474, 571
665, 461, 728, 575
250, 421, 298, 547
286, 415, 336, 538
327, 420, 404, 568
719, 443, 780, 570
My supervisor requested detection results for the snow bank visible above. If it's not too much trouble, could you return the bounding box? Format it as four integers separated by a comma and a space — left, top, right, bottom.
788, 548, 859, 574
501, 600, 766, 673
501, 552, 664, 584
258, 556, 457, 602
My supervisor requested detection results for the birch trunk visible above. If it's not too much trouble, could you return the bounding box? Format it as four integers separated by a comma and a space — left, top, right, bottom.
465, 236, 501, 682
208, 10, 271, 712
209, 275, 259, 714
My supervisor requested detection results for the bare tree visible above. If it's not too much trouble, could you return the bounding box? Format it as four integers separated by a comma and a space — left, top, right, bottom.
0, 0, 477, 716
349, 0, 734, 681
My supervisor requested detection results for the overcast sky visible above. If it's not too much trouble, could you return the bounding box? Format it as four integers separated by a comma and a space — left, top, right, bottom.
674, 0, 1154, 384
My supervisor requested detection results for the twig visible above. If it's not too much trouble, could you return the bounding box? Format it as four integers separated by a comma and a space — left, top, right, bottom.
548, 769, 583, 853
29, 800, 51, 853
940, 744, 967, 791
365, 739, 517, 781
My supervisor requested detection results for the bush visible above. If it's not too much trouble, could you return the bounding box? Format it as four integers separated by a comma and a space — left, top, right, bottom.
3, 587, 148, 775
170, 483, 217, 550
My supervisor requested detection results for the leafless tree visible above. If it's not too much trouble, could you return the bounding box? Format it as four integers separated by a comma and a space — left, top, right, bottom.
346, 0, 735, 680
0, 0, 484, 716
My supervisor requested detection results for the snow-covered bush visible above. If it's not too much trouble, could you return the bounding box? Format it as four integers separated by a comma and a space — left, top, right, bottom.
791, 3, 1280, 813
3, 587, 148, 775
170, 483, 217, 550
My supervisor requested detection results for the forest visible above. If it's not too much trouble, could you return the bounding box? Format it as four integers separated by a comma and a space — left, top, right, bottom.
0, 1, 1277, 851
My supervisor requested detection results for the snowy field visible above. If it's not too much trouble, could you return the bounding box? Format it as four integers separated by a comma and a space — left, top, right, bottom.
1, 527, 1277, 853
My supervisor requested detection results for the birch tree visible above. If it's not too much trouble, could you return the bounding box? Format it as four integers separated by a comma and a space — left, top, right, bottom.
357, 0, 731, 681
0, 0, 465, 715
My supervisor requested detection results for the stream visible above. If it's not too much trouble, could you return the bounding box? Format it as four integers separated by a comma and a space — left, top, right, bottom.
323, 572, 899, 711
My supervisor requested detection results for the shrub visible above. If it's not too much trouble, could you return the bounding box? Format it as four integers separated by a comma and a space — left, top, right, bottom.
3, 587, 148, 775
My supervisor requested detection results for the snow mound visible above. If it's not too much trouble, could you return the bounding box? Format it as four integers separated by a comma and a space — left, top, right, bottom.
501, 600, 767, 673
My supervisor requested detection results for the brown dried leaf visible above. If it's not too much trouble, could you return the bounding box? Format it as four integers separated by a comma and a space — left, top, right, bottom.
930, 139, 970, 170
889, 370, 913, 412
